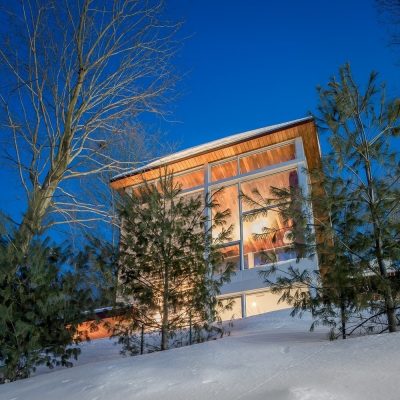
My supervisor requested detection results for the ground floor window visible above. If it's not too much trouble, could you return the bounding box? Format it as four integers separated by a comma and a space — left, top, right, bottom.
218, 296, 242, 321
245, 290, 290, 317
217, 289, 297, 321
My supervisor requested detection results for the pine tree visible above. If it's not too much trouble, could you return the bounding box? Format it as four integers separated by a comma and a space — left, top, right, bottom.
116, 173, 234, 352
0, 233, 94, 382
243, 64, 400, 337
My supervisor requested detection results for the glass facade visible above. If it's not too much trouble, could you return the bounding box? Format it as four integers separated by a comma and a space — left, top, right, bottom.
239, 143, 296, 174
245, 290, 291, 317
127, 138, 311, 319
211, 159, 238, 182
216, 244, 241, 274
212, 184, 240, 243
130, 141, 302, 272
218, 296, 242, 321
212, 168, 298, 270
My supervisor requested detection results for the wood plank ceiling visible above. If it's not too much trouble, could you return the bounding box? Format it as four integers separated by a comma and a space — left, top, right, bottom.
110, 119, 320, 190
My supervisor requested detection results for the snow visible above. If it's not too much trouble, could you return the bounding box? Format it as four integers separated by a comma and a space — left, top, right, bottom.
1, 309, 400, 400
111, 116, 314, 182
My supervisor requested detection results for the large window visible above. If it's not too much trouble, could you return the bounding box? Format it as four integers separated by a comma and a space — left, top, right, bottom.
130, 140, 304, 273
240, 169, 298, 268
173, 169, 204, 191
216, 244, 240, 274
211, 168, 298, 270
246, 290, 290, 317
218, 296, 242, 321
211, 159, 238, 182
212, 184, 240, 243
239, 143, 296, 174
240, 169, 299, 212
242, 210, 295, 268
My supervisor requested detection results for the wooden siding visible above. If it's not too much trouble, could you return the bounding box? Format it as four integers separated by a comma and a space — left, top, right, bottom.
110, 119, 320, 190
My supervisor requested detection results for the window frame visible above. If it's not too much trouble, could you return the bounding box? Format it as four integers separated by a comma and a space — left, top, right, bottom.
127, 137, 309, 271
207, 138, 307, 271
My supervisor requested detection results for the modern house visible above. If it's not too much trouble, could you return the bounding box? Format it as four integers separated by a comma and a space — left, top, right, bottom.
110, 116, 321, 321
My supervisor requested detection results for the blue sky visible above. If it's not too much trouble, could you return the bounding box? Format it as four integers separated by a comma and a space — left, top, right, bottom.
0, 0, 398, 233
161, 0, 399, 155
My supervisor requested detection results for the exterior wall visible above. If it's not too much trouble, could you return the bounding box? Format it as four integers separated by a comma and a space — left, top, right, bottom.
219, 257, 316, 296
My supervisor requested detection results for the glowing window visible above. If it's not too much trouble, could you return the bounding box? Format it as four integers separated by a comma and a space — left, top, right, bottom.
173, 169, 204, 191
215, 244, 240, 274
240, 169, 298, 268
210, 159, 238, 182
218, 296, 242, 321
242, 211, 295, 268
240, 169, 298, 213
212, 185, 240, 243
246, 291, 291, 317
239, 143, 296, 174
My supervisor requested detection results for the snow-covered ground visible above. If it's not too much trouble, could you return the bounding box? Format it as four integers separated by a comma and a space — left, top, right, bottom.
1, 309, 400, 400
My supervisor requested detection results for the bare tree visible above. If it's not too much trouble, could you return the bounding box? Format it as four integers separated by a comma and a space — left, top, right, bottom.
0, 0, 180, 250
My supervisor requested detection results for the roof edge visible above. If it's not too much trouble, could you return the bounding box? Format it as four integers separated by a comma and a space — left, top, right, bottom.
111, 116, 314, 183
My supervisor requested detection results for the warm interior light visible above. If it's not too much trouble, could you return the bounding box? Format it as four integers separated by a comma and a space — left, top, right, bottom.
249, 219, 266, 235
251, 301, 257, 307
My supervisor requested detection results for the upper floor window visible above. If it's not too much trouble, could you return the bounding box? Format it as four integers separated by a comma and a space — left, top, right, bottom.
239, 143, 296, 174
173, 168, 204, 191
210, 159, 238, 182
211, 184, 240, 243
240, 169, 299, 212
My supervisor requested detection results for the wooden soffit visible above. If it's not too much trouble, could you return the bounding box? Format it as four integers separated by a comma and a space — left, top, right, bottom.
110, 119, 321, 190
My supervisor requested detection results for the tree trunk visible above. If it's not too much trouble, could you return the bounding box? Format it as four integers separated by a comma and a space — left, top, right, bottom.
17, 183, 60, 252
370, 198, 397, 333
161, 264, 169, 351
140, 325, 144, 355
340, 299, 346, 339
16, 65, 83, 252
161, 307, 169, 351
189, 313, 192, 345
361, 135, 397, 333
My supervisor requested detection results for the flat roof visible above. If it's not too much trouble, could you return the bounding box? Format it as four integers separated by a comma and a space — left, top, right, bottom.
111, 116, 314, 182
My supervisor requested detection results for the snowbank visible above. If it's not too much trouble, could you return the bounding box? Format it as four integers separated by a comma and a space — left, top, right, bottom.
1, 309, 399, 400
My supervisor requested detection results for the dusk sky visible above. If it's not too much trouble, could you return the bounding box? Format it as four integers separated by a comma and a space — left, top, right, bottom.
162, 0, 399, 154
0, 0, 398, 229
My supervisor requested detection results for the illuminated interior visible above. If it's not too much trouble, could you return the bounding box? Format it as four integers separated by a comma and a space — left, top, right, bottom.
130, 142, 300, 272
211, 159, 238, 182
245, 290, 291, 317
218, 296, 242, 321
173, 168, 204, 190
212, 167, 298, 270
216, 244, 240, 273
239, 143, 296, 174
212, 185, 240, 243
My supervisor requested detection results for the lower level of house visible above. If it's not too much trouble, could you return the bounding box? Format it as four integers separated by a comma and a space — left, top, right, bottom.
218, 287, 292, 321
217, 256, 316, 321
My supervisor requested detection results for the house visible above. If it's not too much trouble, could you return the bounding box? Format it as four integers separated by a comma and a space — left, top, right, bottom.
110, 116, 321, 321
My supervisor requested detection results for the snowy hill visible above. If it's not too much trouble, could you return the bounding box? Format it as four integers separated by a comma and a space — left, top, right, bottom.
1, 309, 400, 400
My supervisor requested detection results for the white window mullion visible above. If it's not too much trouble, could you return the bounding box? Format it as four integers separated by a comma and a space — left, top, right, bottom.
238, 181, 245, 270
204, 162, 211, 233
241, 293, 247, 318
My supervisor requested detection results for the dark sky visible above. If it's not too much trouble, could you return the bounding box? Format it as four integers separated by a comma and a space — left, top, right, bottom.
0, 0, 398, 234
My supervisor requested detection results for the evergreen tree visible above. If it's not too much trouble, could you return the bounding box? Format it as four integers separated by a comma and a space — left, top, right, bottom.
0, 233, 94, 383
244, 64, 400, 337
74, 236, 119, 309
116, 173, 234, 352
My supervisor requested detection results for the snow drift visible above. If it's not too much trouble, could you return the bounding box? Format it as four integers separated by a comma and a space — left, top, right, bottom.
1, 309, 399, 400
